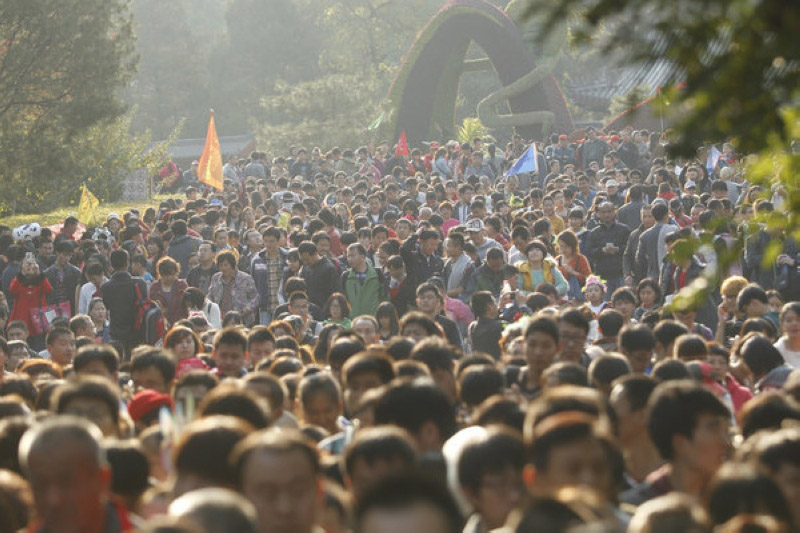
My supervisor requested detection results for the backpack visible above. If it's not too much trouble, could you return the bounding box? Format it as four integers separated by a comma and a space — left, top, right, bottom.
133, 282, 166, 346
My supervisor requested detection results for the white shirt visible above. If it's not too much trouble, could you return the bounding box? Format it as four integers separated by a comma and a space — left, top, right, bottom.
78, 280, 105, 315
775, 336, 800, 368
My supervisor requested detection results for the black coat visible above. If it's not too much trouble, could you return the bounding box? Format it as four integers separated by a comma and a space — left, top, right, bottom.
588, 222, 630, 278
101, 271, 147, 345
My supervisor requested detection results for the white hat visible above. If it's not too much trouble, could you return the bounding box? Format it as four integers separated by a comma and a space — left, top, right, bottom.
606, 179, 620, 187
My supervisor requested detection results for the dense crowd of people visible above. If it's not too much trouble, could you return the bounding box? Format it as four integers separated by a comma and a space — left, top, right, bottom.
0, 128, 798, 532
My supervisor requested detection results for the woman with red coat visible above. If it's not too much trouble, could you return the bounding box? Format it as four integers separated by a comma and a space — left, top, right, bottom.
556, 230, 593, 302
148, 256, 188, 327
9, 253, 52, 350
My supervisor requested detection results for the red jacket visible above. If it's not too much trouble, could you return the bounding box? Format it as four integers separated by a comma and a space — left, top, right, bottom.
9, 275, 52, 333
148, 279, 188, 326
725, 374, 753, 413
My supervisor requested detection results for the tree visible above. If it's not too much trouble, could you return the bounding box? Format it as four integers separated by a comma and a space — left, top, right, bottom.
0, 0, 138, 214
208, 0, 320, 135
524, 0, 800, 307
128, 0, 210, 139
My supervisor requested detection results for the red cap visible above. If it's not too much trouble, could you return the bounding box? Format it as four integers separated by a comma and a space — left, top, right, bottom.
176, 357, 210, 379
558, 134, 568, 140
430, 141, 440, 149
128, 390, 173, 422
609, 135, 620, 142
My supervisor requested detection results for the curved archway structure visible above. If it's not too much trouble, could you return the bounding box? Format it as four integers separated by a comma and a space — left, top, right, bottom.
388, 0, 573, 145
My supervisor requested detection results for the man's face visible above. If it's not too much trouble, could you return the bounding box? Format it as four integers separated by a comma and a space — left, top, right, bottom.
7, 327, 27, 342
468, 230, 484, 246
487, 256, 504, 272
198, 244, 214, 264
529, 436, 613, 499
353, 319, 378, 345
421, 236, 439, 256
289, 298, 310, 319
416, 290, 438, 315
344, 370, 384, 415
248, 232, 264, 251
347, 248, 366, 271
466, 465, 524, 530
624, 349, 653, 374
249, 340, 275, 369
445, 239, 461, 258
597, 205, 615, 225
316, 238, 331, 257
613, 299, 635, 321
525, 331, 559, 376
27, 439, 111, 533
542, 199, 555, 216
131, 366, 169, 394
369, 198, 381, 213
214, 343, 245, 378
558, 322, 587, 362
396, 222, 412, 240
62, 397, 118, 437
214, 232, 228, 249
401, 323, 428, 343
48, 334, 76, 367
39, 241, 54, 257
242, 449, 321, 533
641, 209, 655, 228
676, 413, 731, 477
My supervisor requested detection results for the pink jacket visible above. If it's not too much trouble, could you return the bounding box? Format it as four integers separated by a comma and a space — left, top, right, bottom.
725, 374, 753, 413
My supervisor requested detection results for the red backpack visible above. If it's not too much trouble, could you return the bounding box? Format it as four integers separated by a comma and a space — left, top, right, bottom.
133, 283, 166, 346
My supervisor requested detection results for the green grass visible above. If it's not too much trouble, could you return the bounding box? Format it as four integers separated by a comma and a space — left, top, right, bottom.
0, 195, 176, 228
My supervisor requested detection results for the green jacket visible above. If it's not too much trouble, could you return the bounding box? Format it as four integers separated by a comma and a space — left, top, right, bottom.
341, 263, 386, 318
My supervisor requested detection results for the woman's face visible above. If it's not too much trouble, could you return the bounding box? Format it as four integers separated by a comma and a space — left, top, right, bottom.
639, 286, 656, 307
289, 257, 300, 271
160, 271, 178, 286
586, 285, 604, 304
557, 239, 573, 256
329, 299, 342, 319
782, 309, 800, 338
527, 247, 544, 263
90, 302, 107, 323
172, 335, 196, 360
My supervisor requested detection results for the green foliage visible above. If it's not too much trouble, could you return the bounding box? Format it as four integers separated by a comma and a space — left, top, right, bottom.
458, 118, 492, 145
258, 74, 383, 154
0, 0, 138, 215
605, 85, 651, 123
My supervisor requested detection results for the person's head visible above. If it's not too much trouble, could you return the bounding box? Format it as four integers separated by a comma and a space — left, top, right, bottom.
216, 250, 237, 277
738, 332, 785, 381
673, 334, 708, 362
168, 487, 259, 533
374, 378, 457, 453
355, 472, 463, 533
653, 320, 690, 361
164, 326, 203, 361
618, 324, 656, 373
298, 372, 342, 435
213, 328, 248, 378
588, 353, 631, 397
647, 381, 731, 479
416, 282, 441, 315
5, 339, 29, 372
457, 428, 525, 529
352, 315, 379, 345
411, 338, 460, 405
171, 415, 252, 498
72, 345, 120, 382
557, 308, 589, 363
156, 256, 179, 283
610, 375, 657, 447
524, 315, 561, 380
172, 370, 218, 417
5, 321, 28, 342
627, 493, 710, 533
231, 428, 323, 533
737, 283, 769, 318
342, 353, 395, 415
610, 288, 636, 322
707, 462, 794, 529
247, 327, 276, 370
19, 417, 111, 533
523, 409, 615, 500
323, 293, 351, 321
471, 291, 498, 319
636, 278, 662, 309
754, 427, 800, 527
343, 426, 417, 501
54, 377, 121, 437
130, 347, 176, 393
46, 328, 76, 367
400, 311, 443, 343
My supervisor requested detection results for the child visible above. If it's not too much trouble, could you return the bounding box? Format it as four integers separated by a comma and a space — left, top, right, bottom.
766, 289, 784, 314
706, 344, 751, 413
468, 291, 504, 360
583, 275, 608, 317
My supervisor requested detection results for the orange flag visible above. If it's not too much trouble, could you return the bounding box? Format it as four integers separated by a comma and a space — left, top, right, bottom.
395, 130, 409, 157
198, 110, 223, 191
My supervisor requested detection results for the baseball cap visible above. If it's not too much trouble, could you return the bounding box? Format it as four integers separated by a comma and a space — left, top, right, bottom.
107, 213, 122, 223
606, 179, 620, 187
685, 180, 697, 189
609, 135, 620, 143
209, 199, 223, 208
558, 134, 568, 140
466, 219, 485, 232
128, 390, 173, 423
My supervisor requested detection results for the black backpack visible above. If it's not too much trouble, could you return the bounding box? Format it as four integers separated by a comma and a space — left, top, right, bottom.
133, 282, 166, 346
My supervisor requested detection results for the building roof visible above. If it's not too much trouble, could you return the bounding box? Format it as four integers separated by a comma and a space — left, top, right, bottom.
149, 134, 257, 163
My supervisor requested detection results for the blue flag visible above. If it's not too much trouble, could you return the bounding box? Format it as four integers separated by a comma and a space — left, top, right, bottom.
505, 144, 537, 177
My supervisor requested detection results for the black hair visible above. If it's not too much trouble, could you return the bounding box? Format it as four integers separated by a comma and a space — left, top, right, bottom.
374, 378, 457, 441
525, 315, 560, 344
647, 381, 730, 461
459, 366, 505, 408
612, 374, 657, 412
130, 349, 176, 384
470, 291, 495, 318
739, 333, 784, 378
588, 354, 631, 390
597, 309, 624, 338
73, 345, 120, 375
558, 307, 590, 335
619, 324, 656, 353
457, 428, 524, 494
